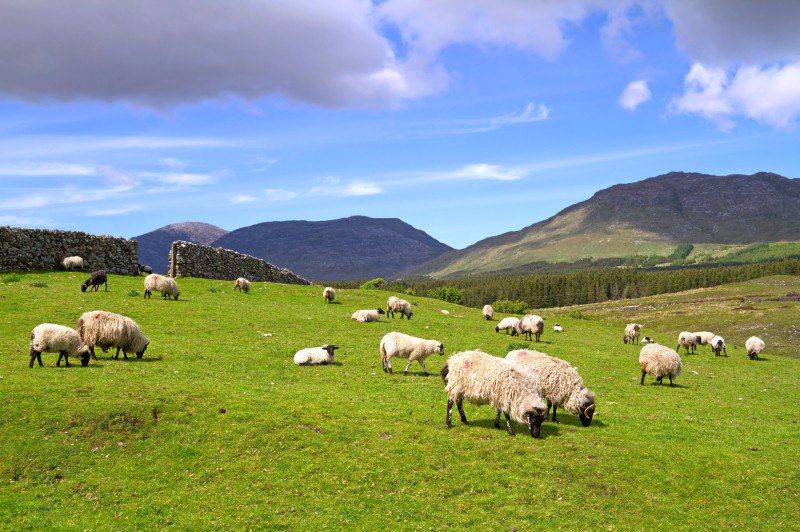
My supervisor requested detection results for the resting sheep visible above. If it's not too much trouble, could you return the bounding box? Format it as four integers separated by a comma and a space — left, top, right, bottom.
745, 336, 765, 360
387, 297, 413, 319
482, 305, 494, 320
710, 335, 727, 357
81, 270, 107, 292
639, 343, 682, 386
144, 274, 180, 300
76, 310, 150, 360
351, 308, 385, 323
61, 256, 85, 271
513, 314, 544, 342
294, 344, 339, 365
323, 287, 335, 303
623, 323, 642, 345
677, 331, 699, 354
506, 349, 595, 426
495, 317, 520, 335
379, 331, 443, 376
138, 263, 153, 275
553, 324, 564, 332
441, 350, 547, 437
29, 324, 90, 367
234, 277, 251, 294
641, 336, 654, 344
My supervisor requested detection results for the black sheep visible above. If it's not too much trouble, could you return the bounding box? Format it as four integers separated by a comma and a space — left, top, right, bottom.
138, 263, 153, 275
81, 270, 108, 292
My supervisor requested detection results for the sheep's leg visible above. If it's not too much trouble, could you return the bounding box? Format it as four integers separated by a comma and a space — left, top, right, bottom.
536, 332, 541, 342
494, 410, 502, 429
114, 347, 120, 360
446, 399, 454, 428
56, 352, 64, 366
669, 375, 674, 387
546, 400, 552, 420
37, 353, 43, 366
551, 404, 559, 423
123, 351, 128, 359
63, 353, 71, 367
403, 360, 413, 376
640, 369, 646, 385
504, 412, 516, 436
456, 399, 468, 424
656, 375, 663, 384
104, 282, 108, 292
89, 346, 97, 360
419, 360, 428, 376
386, 359, 393, 375
29, 349, 40, 368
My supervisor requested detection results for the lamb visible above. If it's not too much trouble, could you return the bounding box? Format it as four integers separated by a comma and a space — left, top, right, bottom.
143, 273, 180, 300
482, 305, 494, 320
61, 256, 85, 271
495, 317, 520, 335
745, 336, 765, 360
677, 331, 699, 354
639, 343, 682, 386
513, 314, 544, 342
81, 270, 107, 292
294, 344, 339, 365
641, 336, 654, 344
234, 277, 251, 294
553, 324, 564, 332
387, 297, 413, 319
323, 287, 336, 304
710, 335, 727, 357
505, 349, 595, 426
138, 263, 153, 275
695, 331, 715, 346
441, 350, 547, 437
351, 308, 385, 323
76, 310, 150, 360
623, 323, 643, 345
29, 324, 90, 367
379, 331, 444, 375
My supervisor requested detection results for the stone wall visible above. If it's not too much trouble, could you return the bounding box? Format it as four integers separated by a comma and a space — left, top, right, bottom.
168, 241, 311, 285
0, 226, 139, 275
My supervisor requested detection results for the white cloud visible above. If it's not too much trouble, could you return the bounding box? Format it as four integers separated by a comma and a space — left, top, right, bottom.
0, 185, 133, 210
309, 176, 383, 197
264, 189, 299, 202
0, 162, 97, 177
0, 214, 52, 227
619, 80, 651, 110
438, 102, 550, 134
230, 194, 258, 204
142, 172, 217, 186
412, 163, 527, 183
342, 182, 383, 196
87, 206, 142, 217
159, 157, 186, 169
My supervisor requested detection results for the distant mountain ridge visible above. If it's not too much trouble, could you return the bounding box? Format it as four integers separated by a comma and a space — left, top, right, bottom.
134, 222, 228, 273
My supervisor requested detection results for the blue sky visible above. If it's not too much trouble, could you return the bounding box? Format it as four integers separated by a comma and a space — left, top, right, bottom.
1, 1, 799, 248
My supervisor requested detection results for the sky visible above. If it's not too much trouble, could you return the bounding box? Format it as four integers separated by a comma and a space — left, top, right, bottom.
1, 0, 799, 248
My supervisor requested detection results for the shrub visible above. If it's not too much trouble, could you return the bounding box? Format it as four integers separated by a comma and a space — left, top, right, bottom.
30, 281, 48, 288
428, 286, 465, 305
2, 274, 21, 283
506, 341, 531, 352
128, 289, 140, 297
569, 310, 591, 320
492, 299, 528, 314
360, 278, 386, 290
404, 288, 416, 296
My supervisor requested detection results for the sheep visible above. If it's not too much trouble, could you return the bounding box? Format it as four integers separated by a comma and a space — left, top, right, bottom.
294, 344, 339, 365
513, 314, 544, 342
641, 336, 654, 344
143, 273, 180, 300
61, 256, 85, 271
505, 349, 595, 426
482, 305, 494, 320
553, 324, 564, 333
677, 331, 699, 354
234, 277, 251, 294
495, 317, 520, 335
623, 323, 642, 345
81, 270, 107, 292
639, 343, 682, 386
695, 331, 715, 347
710, 335, 727, 357
745, 336, 765, 360
441, 350, 547, 437
351, 308, 385, 323
323, 287, 336, 304
138, 263, 153, 275
387, 297, 413, 320
379, 331, 444, 376
29, 324, 90, 367
76, 310, 150, 360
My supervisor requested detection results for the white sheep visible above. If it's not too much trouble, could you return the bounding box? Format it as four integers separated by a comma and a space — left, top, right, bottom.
234, 277, 251, 294
29, 324, 90, 367
76, 310, 150, 360
553, 324, 564, 332
323, 287, 336, 304
745, 336, 765, 360
61, 256, 85, 271
482, 305, 494, 320
143, 273, 180, 300
351, 308, 385, 323
623, 323, 642, 345
379, 331, 443, 376
506, 349, 595, 426
677, 331, 699, 354
441, 350, 547, 437
387, 297, 413, 320
710, 335, 727, 357
513, 314, 544, 342
639, 343, 682, 386
294, 344, 339, 365
641, 336, 654, 344
495, 317, 520, 335
694, 331, 715, 346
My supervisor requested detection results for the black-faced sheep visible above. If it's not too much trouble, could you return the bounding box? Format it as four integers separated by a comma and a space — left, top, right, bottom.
513, 314, 544, 342
81, 270, 107, 292
29, 324, 90, 367
351, 308, 385, 323
234, 277, 251, 294
379, 331, 443, 375
323, 287, 335, 303
623, 323, 642, 345
294, 344, 339, 365
482, 305, 494, 320
639, 343, 682, 386
710, 335, 727, 357
495, 317, 520, 335
138, 263, 153, 275
387, 297, 413, 319
76, 310, 150, 360
144, 274, 180, 300
677, 331, 699, 354
745, 336, 765, 360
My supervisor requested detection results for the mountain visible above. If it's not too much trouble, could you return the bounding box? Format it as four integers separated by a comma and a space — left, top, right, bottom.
404, 172, 800, 278
210, 216, 452, 281
135, 222, 229, 273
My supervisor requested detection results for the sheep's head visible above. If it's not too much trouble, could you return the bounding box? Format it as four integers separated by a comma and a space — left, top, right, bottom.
623, 336, 629, 344
521, 398, 547, 438
436, 342, 444, 355
322, 344, 339, 356
406, 310, 413, 319
78, 345, 91, 367
136, 339, 151, 359
174, 291, 180, 301
81, 281, 88, 292
376, 308, 385, 314
495, 326, 500, 332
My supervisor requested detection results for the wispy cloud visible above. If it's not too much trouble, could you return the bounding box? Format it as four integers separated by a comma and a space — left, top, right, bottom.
230, 194, 258, 204
433, 102, 550, 135
0, 185, 133, 210
0, 135, 244, 159
309, 176, 383, 197
0, 214, 53, 227
87, 206, 142, 216
142, 171, 217, 186
265, 189, 299, 202
0, 161, 98, 177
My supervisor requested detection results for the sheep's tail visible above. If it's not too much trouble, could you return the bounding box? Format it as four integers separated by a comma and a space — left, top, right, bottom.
379, 340, 388, 363
440, 363, 449, 384
75, 316, 84, 337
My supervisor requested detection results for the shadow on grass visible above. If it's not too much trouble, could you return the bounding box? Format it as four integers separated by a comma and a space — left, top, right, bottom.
465, 417, 562, 439
113, 355, 164, 363
642, 381, 690, 389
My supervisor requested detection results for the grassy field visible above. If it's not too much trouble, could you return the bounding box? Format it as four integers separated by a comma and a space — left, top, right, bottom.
1, 272, 798, 529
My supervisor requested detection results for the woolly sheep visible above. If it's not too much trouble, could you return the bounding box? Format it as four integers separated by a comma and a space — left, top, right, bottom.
379, 331, 444, 376
553, 324, 564, 332
387, 297, 413, 320
623, 323, 643, 345
144, 274, 180, 300
513, 314, 544, 342
61, 256, 85, 271
294, 344, 339, 365
29, 324, 90, 367
506, 349, 595, 426
234, 277, 251, 294
639, 343, 682, 386
76, 310, 150, 360
323, 287, 335, 304
351, 308, 385, 323
441, 350, 547, 437
745, 336, 765, 360
677, 331, 699, 354
482, 305, 494, 320
495, 317, 520, 335
710, 335, 727, 357
695, 331, 715, 346
641, 336, 654, 344
81, 270, 107, 292
138, 263, 153, 275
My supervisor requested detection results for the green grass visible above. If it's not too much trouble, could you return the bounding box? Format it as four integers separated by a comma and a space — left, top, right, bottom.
1, 272, 799, 528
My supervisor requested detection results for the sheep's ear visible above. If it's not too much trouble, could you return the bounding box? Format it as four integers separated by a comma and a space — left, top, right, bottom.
585, 404, 595, 417
321, 344, 329, 349
331, 345, 339, 350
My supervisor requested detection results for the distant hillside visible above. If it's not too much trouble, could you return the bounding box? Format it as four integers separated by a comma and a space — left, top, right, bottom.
403, 172, 800, 278
211, 216, 452, 281
135, 222, 228, 273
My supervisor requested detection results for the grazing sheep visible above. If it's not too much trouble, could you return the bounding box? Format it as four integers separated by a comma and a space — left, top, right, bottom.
234, 277, 251, 294
639, 343, 682, 386
441, 350, 547, 437
323, 287, 336, 304
506, 349, 595, 426
61, 256, 85, 271
695, 331, 715, 347
387, 297, 413, 319
513, 314, 544, 342
641, 336, 654, 344
76, 310, 150, 360
351, 308, 385, 323
81, 270, 108, 292
138, 263, 153, 275
379, 331, 444, 375
677, 331, 699, 354
294, 344, 339, 365
495, 317, 520, 335
143, 273, 180, 300
745, 336, 765, 360
623, 323, 642, 345
553, 324, 564, 332
29, 324, 90, 367
710, 335, 727, 357
482, 305, 494, 320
